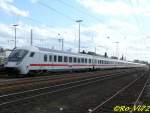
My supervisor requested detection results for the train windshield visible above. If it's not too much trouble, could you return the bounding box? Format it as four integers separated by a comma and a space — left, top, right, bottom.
8, 49, 28, 62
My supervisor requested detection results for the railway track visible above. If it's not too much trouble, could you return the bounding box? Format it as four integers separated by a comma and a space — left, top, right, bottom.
0, 69, 135, 107
0, 69, 135, 93
89, 72, 149, 113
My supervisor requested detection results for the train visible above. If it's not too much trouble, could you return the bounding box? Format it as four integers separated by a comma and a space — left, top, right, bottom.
4, 46, 147, 76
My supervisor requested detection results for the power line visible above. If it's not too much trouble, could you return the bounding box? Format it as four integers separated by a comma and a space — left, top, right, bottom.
38, 1, 75, 22
23, 17, 55, 28
128, 0, 143, 33
21, 16, 60, 36
56, 0, 102, 23
37, 1, 89, 27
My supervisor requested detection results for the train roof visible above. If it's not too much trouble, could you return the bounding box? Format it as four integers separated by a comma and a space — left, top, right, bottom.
15, 46, 143, 64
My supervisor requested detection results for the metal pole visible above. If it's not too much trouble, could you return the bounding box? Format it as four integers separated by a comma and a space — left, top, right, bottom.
114, 41, 119, 58
79, 22, 80, 53
62, 38, 64, 51
31, 29, 33, 46
13, 24, 18, 48
58, 33, 64, 51
76, 20, 82, 53
15, 27, 16, 48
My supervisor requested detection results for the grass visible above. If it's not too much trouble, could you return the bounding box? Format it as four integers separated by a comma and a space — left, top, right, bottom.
142, 98, 150, 104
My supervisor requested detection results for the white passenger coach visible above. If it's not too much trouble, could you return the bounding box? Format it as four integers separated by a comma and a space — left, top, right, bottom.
4, 46, 146, 75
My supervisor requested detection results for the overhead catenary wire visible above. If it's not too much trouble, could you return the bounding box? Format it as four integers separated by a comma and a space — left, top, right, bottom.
128, 0, 143, 33
38, 1, 75, 22
37, 1, 88, 27
56, 0, 103, 23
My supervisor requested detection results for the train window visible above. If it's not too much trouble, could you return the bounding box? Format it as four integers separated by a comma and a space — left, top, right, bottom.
94, 59, 97, 64
100, 60, 102, 64
8, 49, 28, 62
69, 57, 72, 63
58, 56, 62, 62
49, 55, 52, 62
103, 61, 105, 64
44, 54, 47, 62
78, 58, 80, 63
81, 58, 84, 63
64, 56, 68, 62
54, 55, 57, 62
89, 59, 91, 63
85, 58, 87, 63
73, 57, 77, 63
30, 52, 35, 57
102, 60, 104, 64
92, 59, 94, 63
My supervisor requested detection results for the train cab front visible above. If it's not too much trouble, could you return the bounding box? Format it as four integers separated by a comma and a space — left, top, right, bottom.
4, 49, 28, 75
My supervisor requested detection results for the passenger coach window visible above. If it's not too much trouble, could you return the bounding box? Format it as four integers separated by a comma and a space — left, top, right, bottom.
49, 55, 52, 62
85, 58, 87, 63
44, 55, 47, 62
58, 56, 62, 62
73, 57, 77, 63
78, 58, 80, 63
94, 60, 97, 64
69, 57, 72, 63
64, 56, 68, 62
81, 58, 84, 63
30, 52, 35, 57
92, 59, 94, 63
54, 55, 57, 62
89, 59, 91, 63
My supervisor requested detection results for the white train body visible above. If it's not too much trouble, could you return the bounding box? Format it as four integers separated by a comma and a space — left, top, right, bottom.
4, 46, 147, 75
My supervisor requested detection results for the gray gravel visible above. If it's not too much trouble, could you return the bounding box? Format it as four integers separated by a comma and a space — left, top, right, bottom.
0, 71, 140, 113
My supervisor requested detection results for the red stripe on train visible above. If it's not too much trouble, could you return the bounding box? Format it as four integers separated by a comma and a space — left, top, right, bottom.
30, 64, 116, 67
30, 64, 67, 66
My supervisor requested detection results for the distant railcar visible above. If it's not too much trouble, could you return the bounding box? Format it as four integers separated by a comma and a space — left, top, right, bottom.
4, 46, 147, 76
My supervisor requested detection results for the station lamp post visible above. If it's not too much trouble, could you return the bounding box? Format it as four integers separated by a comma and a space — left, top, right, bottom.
13, 24, 18, 48
114, 41, 120, 59
76, 20, 82, 53
58, 33, 64, 51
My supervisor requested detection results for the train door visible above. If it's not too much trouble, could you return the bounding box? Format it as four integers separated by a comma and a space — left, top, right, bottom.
92, 56, 95, 70
64, 56, 68, 71
48, 53, 53, 71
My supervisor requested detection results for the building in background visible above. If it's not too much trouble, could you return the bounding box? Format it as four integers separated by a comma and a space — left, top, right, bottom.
0, 47, 12, 65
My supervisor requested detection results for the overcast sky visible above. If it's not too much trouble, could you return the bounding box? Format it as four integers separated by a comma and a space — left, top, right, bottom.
0, 0, 150, 61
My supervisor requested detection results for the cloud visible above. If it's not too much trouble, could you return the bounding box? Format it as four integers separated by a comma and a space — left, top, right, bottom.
77, 0, 150, 16
0, 0, 29, 17
0, 20, 149, 61
30, 0, 40, 3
